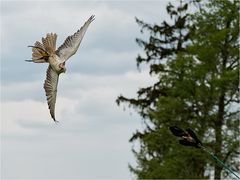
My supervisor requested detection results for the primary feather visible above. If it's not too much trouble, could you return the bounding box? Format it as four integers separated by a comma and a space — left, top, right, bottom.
27, 15, 95, 122
44, 66, 59, 122
56, 15, 95, 62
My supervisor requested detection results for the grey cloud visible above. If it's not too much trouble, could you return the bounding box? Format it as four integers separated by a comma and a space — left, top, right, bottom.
1, 80, 46, 102
1, 48, 138, 85
1, 1, 169, 85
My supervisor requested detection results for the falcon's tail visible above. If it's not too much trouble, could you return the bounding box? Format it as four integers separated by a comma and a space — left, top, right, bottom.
28, 41, 49, 63
42, 33, 57, 55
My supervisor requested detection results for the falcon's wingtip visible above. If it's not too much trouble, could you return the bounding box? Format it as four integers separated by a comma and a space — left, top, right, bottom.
52, 116, 59, 123
54, 119, 59, 123
89, 15, 95, 22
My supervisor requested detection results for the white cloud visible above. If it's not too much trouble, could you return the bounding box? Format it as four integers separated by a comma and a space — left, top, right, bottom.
1, 97, 78, 134
1, 69, 157, 178
1, 69, 157, 133
1, 70, 156, 179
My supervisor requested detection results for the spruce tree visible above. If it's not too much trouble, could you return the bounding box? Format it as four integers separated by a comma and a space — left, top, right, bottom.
189, 1, 239, 178
117, 0, 239, 179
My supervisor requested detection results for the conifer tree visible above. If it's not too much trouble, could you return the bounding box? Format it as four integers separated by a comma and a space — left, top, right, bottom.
117, 0, 239, 179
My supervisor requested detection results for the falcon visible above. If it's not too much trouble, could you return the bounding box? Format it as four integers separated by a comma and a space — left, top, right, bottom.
26, 15, 95, 122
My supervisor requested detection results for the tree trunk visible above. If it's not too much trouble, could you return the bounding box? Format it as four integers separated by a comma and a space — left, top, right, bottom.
214, 118, 223, 180
214, 92, 225, 179
214, 18, 231, 179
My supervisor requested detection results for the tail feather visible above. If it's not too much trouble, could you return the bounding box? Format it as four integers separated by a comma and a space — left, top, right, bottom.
28, 33, 57, 63
29, 41, 48, 63
32, 41, 48, 61
42, 33, 57, 54
26, 59, 46, 63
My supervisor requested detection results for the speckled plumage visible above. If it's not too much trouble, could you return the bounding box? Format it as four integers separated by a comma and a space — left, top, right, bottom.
27, 15, 95, 122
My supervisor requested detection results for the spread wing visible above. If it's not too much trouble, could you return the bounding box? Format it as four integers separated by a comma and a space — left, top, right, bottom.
56, 15, 95, 62
169, 126, 188, 137
44, 65, 59, 122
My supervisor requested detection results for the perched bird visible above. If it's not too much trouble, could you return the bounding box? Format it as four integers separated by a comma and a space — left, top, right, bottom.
169, 126, 202, 148
26, 15, 95, 122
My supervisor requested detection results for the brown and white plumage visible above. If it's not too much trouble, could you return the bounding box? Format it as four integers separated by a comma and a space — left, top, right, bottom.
56, 15, 95, 62
27, 15, 95, 122
44, 66, 59, 121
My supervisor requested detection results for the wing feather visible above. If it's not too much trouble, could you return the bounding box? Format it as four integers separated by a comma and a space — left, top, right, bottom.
56, 15, 95, 62
44, 65, 59, 122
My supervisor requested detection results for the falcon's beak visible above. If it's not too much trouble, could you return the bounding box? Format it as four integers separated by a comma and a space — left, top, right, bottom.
59, 63, 65, 68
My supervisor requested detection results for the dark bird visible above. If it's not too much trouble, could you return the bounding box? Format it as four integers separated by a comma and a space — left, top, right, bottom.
169, 126, 202, 148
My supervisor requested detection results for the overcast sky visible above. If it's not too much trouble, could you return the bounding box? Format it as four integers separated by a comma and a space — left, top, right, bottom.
1, 1, 171, 179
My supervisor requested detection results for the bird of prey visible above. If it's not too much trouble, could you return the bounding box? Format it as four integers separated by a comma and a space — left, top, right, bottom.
26, 15, 95, 122
169, 126, 202, 148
